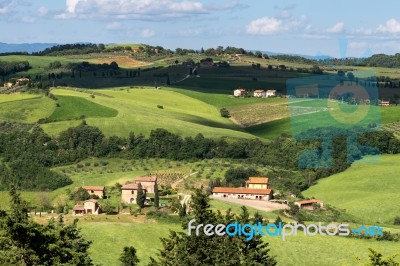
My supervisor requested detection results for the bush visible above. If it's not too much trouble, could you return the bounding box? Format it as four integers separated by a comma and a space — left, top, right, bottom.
157, 105, 164, 109
220, 108, 230, 118
394, 216, 400, 225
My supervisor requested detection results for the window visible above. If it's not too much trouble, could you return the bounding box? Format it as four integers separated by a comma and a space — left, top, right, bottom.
91, 190, 94, 193
131, 190, 134, 194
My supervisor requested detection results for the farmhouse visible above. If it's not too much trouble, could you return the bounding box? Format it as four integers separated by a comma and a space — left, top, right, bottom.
380, 101, 390, 106
82, 186, 105, 198
121, 183, 147, 204
253, 90, 265, 98
212, 176, 272, 201
212, 187, 272, 200
246, 177, 270, 189
3, 82, 13, 88
266, 90, 277, 97
15, 77, 30, 86
234, 88, 246, 97
72, 199, 101, 215
294, 199, 324, 210
134, 176, 157, 193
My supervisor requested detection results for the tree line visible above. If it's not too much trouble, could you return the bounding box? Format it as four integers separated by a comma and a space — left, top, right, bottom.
0, 60, 30, 77
0, 120, 399, 193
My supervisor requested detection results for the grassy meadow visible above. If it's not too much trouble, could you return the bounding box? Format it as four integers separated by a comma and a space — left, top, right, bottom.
304, 154, 400, 225
39, 87, 254, 139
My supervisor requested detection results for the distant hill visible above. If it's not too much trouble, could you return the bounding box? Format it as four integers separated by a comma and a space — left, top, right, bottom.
0, 42, 58, 53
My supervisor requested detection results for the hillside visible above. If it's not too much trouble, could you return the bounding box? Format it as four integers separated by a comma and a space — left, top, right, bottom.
39, 88, 254, 139
303, 154, 400, 224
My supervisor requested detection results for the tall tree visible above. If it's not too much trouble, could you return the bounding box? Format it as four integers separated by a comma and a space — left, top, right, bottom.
136, 183, 145, 208
119, 246, 140, 266
0, 185, 93, 265
154, 182, 159, 208
149, 188, 276, 266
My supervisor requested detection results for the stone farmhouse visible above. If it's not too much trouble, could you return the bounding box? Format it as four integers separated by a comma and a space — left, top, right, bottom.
294, 199, 324, 210
82, 186, 105, 198
266, 90, 277, 97
212, 177, 272, 201
121, 183, 144, 204
234, 88, 246, 97
253, 90, 266, 98
134, 176, 157, 193
72, 199, 101, 215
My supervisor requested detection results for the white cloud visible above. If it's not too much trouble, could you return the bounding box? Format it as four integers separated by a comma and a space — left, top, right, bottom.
246, 14, 307, 35
106, 21, 122, 30
141, 29, 155, 38
37, 6, 48, 16
55, 0, 236, 20
377, 19, 400, 34
246, 17, 282, 34
0, 0, 15, 14
326, 22, 344, 33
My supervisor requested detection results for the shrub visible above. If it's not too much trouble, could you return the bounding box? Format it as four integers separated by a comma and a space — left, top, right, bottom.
394, 216, 400, 225
157, 105, 164, 109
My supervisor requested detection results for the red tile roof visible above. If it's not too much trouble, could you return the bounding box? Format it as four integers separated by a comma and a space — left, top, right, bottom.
296, 199, 323, 205
135, 176, 157, 182
254, 90, 264, 93
246, 177, 269, 184
73, 204, 85, 211
212, 187, 272, 195
82, 186, 104, 191
122, 183, 139, 190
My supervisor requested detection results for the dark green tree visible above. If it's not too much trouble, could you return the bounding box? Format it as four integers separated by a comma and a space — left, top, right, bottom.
120, 246, 140, 266
220, 108, 230, 118
136, 183, 145, 208
0, 185, 93, 265
154, 182, 159, 208
149, 188, 276, 266
179, 203, 187, 218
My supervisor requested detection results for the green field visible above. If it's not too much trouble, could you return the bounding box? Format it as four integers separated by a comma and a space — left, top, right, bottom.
0, 95, 55, 123
39, 88, 254, 139
49, 95, 118, 121
74, 212, 400, 266
304, 154, 400, 225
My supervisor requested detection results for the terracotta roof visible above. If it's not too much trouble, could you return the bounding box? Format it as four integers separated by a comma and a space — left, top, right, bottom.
122, 183, 139, 190
246, 177, 269, 184
73, 204, 85, 211
82, 186, 104, 191
296, 199, 323, 205
267, 90, 276, 93
134, 176, 157, 182
254, 90, 264, 93
212, 187, 272, 195
235, 89, 246, 91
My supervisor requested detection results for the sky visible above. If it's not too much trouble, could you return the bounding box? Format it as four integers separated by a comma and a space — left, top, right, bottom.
1, 0, 400, 57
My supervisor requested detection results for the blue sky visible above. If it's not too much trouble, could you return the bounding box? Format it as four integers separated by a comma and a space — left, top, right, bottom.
1, 0, 400, 56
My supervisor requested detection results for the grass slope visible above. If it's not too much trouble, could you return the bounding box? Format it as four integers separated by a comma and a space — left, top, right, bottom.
0, 95, 55, 123
41, 88, 254, 139
49, 95, 118, 121
303, 154, 400, 225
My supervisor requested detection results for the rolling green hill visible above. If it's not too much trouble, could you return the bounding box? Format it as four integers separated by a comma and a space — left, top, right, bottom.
49, 95, 118, 121
303, 154, 400, 225
40, 87, 255, 139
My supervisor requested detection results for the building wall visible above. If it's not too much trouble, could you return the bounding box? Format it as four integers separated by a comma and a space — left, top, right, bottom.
87, 190, 104, 198
135, 181, 155, 193
84, 201, 99, 214
121, 189, 137, 204
247, 184, 269, 189
212, 192, 270, 201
